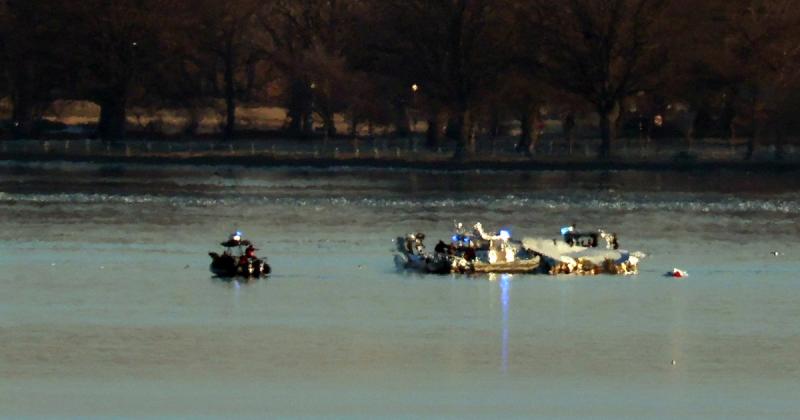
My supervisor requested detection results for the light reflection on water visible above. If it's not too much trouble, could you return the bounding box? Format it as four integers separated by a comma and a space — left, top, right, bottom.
487, 272, 513, 374
500, 274, 511, 374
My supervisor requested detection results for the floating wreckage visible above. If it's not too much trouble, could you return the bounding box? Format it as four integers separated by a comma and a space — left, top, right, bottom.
395, 222, 643, 275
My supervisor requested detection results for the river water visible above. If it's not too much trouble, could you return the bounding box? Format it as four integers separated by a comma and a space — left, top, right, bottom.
0, 162, 798, 418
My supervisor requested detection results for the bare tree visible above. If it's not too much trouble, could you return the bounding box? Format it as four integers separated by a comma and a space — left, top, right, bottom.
51, 1, 177, 140
189, 0, 272, 139
357, 0, 514, 159
718, 0, 800, 159
0, 0, 72, 138
263, 0, 365, 138
521, 0, 670, 159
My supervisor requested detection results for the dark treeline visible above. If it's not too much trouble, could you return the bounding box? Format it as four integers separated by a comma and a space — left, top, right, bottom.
1, 0, 799, 160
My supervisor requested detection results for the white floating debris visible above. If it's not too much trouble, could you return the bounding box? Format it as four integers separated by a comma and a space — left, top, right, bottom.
671, 360, 676, 365
771, 251, 781, 256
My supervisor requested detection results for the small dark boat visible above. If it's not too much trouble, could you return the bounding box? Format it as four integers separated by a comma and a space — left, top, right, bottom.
209, 233, 270, 278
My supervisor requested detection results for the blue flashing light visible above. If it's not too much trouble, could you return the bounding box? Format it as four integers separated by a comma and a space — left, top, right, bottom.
452, 235, 459, 242
499, 229, 511, 240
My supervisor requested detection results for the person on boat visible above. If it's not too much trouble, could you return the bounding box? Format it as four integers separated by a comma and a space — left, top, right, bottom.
238, 254, 249, 272
434, 240, 449, 254
561, 224, 576, 246
404, 233, 426, 255
464, 244, 476, 262
585, 232, 599, 247
245, 244, 257, 259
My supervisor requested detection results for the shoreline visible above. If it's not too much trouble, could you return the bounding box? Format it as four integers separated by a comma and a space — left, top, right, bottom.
1, 151, 799, 173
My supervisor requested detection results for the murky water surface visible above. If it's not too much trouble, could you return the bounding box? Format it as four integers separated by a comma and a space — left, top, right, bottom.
1, 162, 799, 417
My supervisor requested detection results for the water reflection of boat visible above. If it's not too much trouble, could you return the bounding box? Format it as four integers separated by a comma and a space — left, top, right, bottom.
395, 222, 643, 275
208, 231, 270, 278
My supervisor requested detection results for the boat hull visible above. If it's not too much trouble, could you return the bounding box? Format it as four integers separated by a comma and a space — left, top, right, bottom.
395, 252, 541, 274
208, 253, 270, 278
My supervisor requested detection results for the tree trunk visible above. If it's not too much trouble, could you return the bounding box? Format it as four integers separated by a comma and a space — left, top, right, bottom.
517, 111, 532, 155
532, 113, 541, 155
598, 110, 612, 159
323, 111, 336, 138
97, 93, 127, 141
466, 112, 476, 155
350, 116, 358, 137
516, 110, 541, 156
453, 108, 473, 160
183, 106, 201, 136
287, 109, 302, 133
350, 116, 359, 151
596, 99, 621, 159
11, 89, 34, 139
426, 115, 441, 149
223, 40, 236, 140
304, 110, 314, 135
485, 109, 497, 153
286, 79, 313, 136
394, 102, 410, 138
563, 112, 576, 155
774, 124, 784, 161
10, 62, 34, 139
745, 99, 757, 160
489, 109, 501, 138
745, 134, 755, 160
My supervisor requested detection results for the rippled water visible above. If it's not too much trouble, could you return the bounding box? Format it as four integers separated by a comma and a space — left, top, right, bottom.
1, 162, 799, 417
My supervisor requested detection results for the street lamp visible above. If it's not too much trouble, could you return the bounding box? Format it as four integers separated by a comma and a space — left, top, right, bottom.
410, 84, 420, 145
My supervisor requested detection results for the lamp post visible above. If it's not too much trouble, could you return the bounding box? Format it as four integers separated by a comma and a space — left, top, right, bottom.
309, 81, 316, 141
411, 83, 419, 150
